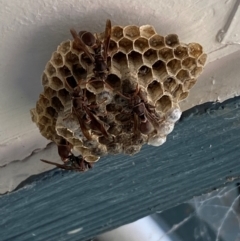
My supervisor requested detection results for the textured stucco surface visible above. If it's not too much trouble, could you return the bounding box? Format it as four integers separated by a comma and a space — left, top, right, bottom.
0, 0, 240, 193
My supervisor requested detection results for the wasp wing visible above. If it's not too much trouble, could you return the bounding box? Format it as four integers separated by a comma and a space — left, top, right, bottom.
84, 107, 109, 138
70, 28, 94, 62
103, 19, 112, 60
144, 109, 163, 134
73, 109, 93, 141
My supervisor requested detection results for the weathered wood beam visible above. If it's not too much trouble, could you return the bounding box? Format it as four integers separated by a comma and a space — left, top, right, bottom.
1, 96, 240, 241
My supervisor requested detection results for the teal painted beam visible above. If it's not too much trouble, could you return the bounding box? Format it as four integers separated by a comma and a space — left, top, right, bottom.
1, 97, 240, 241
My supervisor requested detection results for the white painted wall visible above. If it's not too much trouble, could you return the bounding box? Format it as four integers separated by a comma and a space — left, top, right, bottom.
0, 0, 240, 193
97, 216, 172, 241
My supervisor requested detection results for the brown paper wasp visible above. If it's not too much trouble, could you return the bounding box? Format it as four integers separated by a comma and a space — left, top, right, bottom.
41, 139, 93, 172
65, 78, 110, 140
41, 155, 92, 172
70, 19, 112, 87
117, 84, 162, 135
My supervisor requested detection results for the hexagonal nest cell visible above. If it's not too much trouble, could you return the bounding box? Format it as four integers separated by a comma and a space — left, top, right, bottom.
31, 20, 207, 169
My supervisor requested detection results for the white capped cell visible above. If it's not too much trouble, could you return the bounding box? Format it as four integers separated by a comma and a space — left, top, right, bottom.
166, 108, 182, 123
157, 122, 174, 135
148, 135, 166, 147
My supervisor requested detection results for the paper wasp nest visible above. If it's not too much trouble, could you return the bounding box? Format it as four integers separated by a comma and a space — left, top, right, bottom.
31, 23, 207, 163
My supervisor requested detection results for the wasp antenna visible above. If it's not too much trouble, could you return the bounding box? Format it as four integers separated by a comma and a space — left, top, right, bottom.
40, 159, 76, 171
70, 28, 79, 39
40, 159, 60, 166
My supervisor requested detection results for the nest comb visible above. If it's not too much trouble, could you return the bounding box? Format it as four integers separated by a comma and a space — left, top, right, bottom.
30, 21, 207, 163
